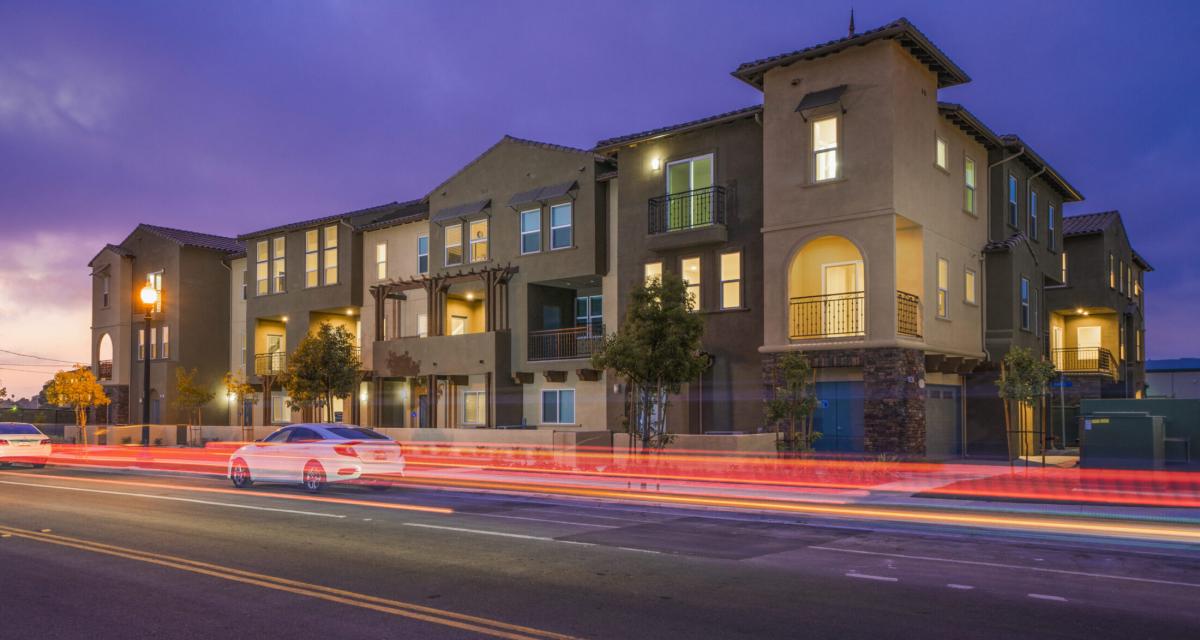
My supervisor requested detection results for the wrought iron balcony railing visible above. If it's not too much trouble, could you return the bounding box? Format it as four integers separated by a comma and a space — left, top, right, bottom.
528, 325, 604, 361
896, 291, 922, 338
97, 360, 113, 381
648, 185, 726, 235
1052, 347, 1117, 378
789, 292, 865, 339
254, 352, 287, 376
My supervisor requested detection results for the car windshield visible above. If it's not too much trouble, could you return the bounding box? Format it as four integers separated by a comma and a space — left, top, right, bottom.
0, 424, 40, 435
325, 427, 390, 441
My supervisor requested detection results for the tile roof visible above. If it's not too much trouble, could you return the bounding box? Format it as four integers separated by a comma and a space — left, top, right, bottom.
594, 105, 763, 150
997, 134, 1084, 202
87, 243, 135, 268
425, 135, 607, 199
355, 199, 430, 233
1062, 211, 1120, 237
238, 200, 424, 239
983, 232, 1027, 253
732, 18, 970, 89
139, 224, 243, 253
937, 102, 1002, 149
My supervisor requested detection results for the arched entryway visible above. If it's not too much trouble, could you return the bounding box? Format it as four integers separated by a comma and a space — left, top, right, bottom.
97, 333, 113, 381
787, 235, 865, 339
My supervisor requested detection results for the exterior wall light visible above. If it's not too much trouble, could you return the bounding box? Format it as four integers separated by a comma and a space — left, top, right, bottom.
650, 157, 662, 171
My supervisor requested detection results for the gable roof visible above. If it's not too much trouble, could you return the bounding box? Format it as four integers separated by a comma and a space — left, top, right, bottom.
138, 224, 243, 253
732, 18, 970, 89
1062, 211, 1120, 237
426, 135, 606, 199
997, 134, 1084, 202
238, 200, 424, 239
356, 199, 430, 233
938, 102, 1002, 149
87, 243, 135, 268
595, 105, 763, 150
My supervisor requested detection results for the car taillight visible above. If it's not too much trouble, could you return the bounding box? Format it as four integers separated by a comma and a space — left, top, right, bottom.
334, 443, 359, 458
0, 439, 8, 446
39, 439, 51, 445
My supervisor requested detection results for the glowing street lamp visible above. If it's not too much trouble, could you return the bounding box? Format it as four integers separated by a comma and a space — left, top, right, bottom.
140, 284, 159, 446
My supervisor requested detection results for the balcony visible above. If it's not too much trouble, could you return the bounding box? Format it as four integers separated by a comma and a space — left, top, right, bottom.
255, 352, 287, 376
646, 186, 727, 251
1053, 347, 1117, 378
789, 292, 864, 340
97, 360, 113, 381
896, 291, 922, 338
528, 325, 604, 362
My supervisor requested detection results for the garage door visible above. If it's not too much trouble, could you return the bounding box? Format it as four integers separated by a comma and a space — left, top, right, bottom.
813, 382, 865, 452
925, 384, 962, 457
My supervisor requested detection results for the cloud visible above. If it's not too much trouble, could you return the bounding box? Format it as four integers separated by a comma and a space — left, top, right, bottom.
0, 55, 124, 136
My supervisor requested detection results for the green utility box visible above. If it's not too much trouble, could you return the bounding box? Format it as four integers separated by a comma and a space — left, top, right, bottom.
1079, 414, 1165, 469
1082, 399, 1200, 469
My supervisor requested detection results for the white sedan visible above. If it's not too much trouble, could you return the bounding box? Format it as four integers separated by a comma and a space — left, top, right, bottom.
227, 424, 405, 493
0, 423, 51, 468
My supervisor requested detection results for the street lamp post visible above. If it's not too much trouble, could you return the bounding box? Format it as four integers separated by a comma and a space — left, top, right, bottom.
139, 284, 159, 446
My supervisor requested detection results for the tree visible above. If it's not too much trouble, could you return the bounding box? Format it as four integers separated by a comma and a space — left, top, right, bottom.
223, 370, 257, 427
765, 352, 820, 453
283, 322, 361, 422
996, 346, 1056, 463
174, 368, 216, 426
592, 273, 707, 451
45, 366, 110, 445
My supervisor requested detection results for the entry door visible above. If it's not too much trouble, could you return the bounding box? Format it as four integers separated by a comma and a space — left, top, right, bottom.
666, 155, 713, 228
822, 262, 863, 336
925, 385, 962, 457
1076, 325, 1101, 367
812, 382, 865, 452
418, 395, 430, 429
266, 334, 283, 371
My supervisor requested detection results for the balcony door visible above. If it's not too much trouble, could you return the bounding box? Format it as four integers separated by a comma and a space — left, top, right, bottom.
666, 155, 713, 230
821, 261, 864, 336
1052, 326, 1064, 369
1076, 325, 1101, 368
266, 334, 283, 371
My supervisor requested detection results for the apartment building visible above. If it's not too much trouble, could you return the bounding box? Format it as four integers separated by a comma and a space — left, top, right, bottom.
369, 136, 617, 430
595, 106, 765, 434
89, 224, 240, 427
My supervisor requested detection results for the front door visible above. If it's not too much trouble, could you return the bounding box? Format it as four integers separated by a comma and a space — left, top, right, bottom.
925, 385, 962, 457
418, 394, 430, 429
822, 262, 863, 336
812, 382, 865, 452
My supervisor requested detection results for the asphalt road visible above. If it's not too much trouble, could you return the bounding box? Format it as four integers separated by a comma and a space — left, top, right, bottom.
1, 466, 1199, 639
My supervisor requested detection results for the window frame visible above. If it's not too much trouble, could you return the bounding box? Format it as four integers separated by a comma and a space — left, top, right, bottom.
375, 241, 388, 281
1109, 253, 1116, 289
812, 115, 840, 182
935, 135, 948, 171
719, 250, 742, 310
1029, 191, 1039, 241
963, 156, 977, 214
644, 261, 663, 286
1007, 174, 1019, 228
964, 268, 977, 306
161, 325, 169, 359
305, 229, 319, 288
549, 202, 573, 250
681, 256, 701, 311
256, 240, 269, 295
444, 224, 463, 267
468, 218, 489, 263
936, 257, 950, 319
1061, 252, 1068, 284
138, 328, 145, 361
462, 390, 486, 425
1047, 203, 1056, 251
1020, 277, 1030, 331
101, 275, 110, 308
541, 388, 576, 425
417, 235, 429, 274
519, 208, 541, 255
271, 236, 286, 293
322, 225, 338, 285
416, 313, 428, 338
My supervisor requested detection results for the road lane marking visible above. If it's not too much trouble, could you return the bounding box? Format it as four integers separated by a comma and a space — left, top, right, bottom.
947, 584, 975, 590
0, 524, 578, 640
471, 513, 617, 528
845, 572, 898, 582
1028, 594, 1068, 602
0, 480, 345, 519
404, 522, 559, 541
810, 546, 1200, 589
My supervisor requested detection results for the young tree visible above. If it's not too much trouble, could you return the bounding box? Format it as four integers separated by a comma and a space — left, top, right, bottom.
765, 352, 820, 453
592, 273, 707, 451
996, 346, 1056, 463
174, 367, 216, 426
283, 322, 361, 422
45, 366, 110, 445
223, 370, 256, 427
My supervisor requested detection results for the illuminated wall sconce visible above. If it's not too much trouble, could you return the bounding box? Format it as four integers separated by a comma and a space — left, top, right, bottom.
359, 389, 368, 402
281, 315, 289, 323
650, 157, 662, 171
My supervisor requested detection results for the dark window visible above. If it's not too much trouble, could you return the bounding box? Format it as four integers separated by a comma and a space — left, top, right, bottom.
0, 424, 41, 435
263, 428, 291, 443
1008, 175, 1018, 227
326, 427, 390, 440
287, 428, 322, 442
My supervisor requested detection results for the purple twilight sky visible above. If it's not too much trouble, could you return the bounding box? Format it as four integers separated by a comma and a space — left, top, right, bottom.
1, 0, 1198, 398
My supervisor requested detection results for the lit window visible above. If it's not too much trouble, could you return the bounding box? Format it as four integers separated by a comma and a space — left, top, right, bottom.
305, 230, 319, 288
146, 271, 163, 313
541, 389, 575, 424
935, 136, 948, 170
964, 268, 977, 305
469, 219, 489, 263
520, 209, 541, 254
1047, 204, 1056, 251
1061, 252, 1068, 283
375, 241, 387, 280
550, 203, 573, 249
149, 325, 157, 360
463, 391, 486, 424
416, 313, 428, 338
161, 326, 169, 359
963, 157, 976, 214
665, 155, 714, 229
323, 225, 338, 285
450, 315, 467, 336
138, 329, 145, 360
813, 116, 839, 182
1008, 175, 1018, 227
1029, 192, 1039, 241
1109, 254, 1115, 289
256, 240, 269, 295
720, 251, 741, 309
271, 393, 289, 423
937, 258, 949, 318
681, 257, 701, 310
445, 225, 463, 266
1137, 329, 1143, 361
101, 275, 110, 308
1020, 277, 1030, 330
644, 262, 662, 286
272, 237, 286, 293
417, 235, 429, 274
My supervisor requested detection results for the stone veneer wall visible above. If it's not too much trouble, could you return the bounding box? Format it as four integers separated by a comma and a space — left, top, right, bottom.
99, 384, 130, 425
763, 347, 926, 455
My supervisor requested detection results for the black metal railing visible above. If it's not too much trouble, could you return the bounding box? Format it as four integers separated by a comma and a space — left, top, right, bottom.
255, 352, 287, 376
1052, 347, 1116, 378
789, 292, 864, 339
896, 291, 922, 338
648, 185, 726, 235
528, 325, 604, 361
97, 360, 113, 381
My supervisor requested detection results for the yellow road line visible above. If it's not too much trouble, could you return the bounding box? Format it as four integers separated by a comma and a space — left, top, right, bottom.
0, 524, 578, 640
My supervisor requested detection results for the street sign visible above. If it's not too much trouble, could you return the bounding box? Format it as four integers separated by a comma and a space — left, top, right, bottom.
1050, 380, 1073, 388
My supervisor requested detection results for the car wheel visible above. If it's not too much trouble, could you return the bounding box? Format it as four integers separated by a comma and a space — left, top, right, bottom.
29, 461, 46, 469
367, 481, 392, 492
230, 458, 253, 489
302, 461, 326, 493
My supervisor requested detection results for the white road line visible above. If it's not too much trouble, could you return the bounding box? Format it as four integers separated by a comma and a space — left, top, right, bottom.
0, 480, 345, 519
470, 513, 617, 528
947, 584, 975, 590
617, 547, 661, 554
403, 522, 555, 541
810, 546, 1200, 589
1028, 593, 1068, 602
846, 572, 898, 582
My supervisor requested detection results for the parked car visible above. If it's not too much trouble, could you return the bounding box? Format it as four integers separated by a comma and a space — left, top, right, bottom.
0, 423, 51, 468
227, 424, 404, 493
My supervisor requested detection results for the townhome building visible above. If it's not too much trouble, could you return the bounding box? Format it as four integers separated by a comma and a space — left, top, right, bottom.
595, 106, 765, 435
89, 224, 241, 428
369, 136, 617, 430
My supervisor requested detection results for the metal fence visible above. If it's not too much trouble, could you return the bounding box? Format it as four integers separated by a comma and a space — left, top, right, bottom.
528, 325, 604, 361
648, 185, 726, 234
788, 292, 864, 339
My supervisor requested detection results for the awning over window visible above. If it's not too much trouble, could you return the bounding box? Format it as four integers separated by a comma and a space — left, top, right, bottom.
432, 199, 490, 224
795, 84, 847, 119
506, 180, 578, 208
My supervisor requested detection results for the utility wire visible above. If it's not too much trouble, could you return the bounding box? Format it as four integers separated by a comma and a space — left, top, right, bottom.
0, 348, 81, 364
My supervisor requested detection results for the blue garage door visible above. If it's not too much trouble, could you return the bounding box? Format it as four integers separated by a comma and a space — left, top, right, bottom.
813, 382, 865, 452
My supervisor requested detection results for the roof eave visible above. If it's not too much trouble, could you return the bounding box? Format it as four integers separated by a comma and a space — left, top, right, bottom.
594, 106, 763, 151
